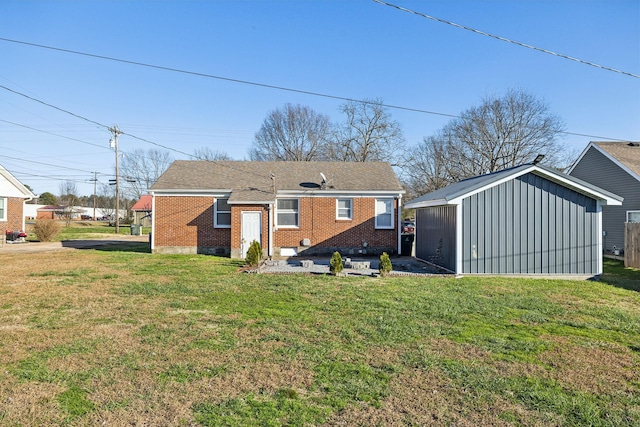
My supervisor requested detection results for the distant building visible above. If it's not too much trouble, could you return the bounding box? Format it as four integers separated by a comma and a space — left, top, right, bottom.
131, 194, 152, 227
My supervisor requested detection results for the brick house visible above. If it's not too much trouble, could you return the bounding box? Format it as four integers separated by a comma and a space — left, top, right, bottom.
149, 161, 405, 258
0, 165, 36, 235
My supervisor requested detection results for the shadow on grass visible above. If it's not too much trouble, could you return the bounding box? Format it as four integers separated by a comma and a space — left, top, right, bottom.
599, 258, 640, 293
61, 241, 151, 254
93, 242, 151, 253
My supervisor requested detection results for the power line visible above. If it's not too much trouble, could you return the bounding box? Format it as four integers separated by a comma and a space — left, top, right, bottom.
0, 37, 459, 119
372, 0, 639, 79
0, 39, 634, 162
0, 119, 112, 150
0, 83, 109, 128
0, 154, 98, 174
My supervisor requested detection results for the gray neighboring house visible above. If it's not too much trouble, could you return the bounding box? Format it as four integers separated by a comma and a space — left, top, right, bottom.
405, 163, 622, 277
568, 141, 640, 255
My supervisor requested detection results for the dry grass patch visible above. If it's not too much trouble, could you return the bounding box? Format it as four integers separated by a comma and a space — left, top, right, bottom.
1, 381, 66, 425
540, 336, 638, 395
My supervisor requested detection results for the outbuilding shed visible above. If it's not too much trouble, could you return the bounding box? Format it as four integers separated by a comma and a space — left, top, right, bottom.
405, 164, 623, 277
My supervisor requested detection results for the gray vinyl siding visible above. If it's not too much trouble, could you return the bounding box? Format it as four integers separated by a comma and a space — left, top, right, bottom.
461, 173, 600, 275
415, 205, 456, 271
570, 147, 640, 253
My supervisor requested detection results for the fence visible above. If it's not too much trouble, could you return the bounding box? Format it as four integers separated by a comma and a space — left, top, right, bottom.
625, 222, 640, 269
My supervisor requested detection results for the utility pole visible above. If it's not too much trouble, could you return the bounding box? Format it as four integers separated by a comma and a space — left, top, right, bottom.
109, 125, 123, 234
90, 172, 98, 221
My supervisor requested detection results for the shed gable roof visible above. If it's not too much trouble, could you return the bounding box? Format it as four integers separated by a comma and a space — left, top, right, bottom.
405, 164, 623, 209
150, 161, 404, 203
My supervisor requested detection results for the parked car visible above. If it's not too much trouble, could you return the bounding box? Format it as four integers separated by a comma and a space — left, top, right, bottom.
402, 221, 415, 233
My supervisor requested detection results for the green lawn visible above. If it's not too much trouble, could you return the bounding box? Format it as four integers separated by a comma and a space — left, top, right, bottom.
0, 249, 638, 426
26, 221, 151, 241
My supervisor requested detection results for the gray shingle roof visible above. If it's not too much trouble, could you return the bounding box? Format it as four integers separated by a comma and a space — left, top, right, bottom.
593, 141, 640, 177
406, 163, 622, 208
150, 161, 404, 203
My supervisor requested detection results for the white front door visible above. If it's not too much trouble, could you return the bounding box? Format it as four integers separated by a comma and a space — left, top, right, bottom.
241, 211, 262, 258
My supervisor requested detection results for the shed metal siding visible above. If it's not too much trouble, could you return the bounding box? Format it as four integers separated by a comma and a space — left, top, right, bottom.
570, 146, 640, 253
415, 205, 456, 271
461, 173, 599, 275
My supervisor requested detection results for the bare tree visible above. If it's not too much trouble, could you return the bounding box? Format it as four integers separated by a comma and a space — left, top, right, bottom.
402, 133, 456, 197
58, 181, 80, 227
193, 147, 233, 161
249, 104, 332, 161
97, 183, 116, 221
403, 89, 566, 196
119, 148, 173, 199
329, 99, 404, 164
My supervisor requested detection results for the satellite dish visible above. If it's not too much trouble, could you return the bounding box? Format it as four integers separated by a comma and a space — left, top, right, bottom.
320, 172, 327, 184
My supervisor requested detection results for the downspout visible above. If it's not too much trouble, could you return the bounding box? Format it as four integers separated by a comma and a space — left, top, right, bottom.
23, 196, 34, 232
269, 172, 275, 259
150, 193, 156, 252
397, 195, 402, 255
596, 200, 603, 275
268, 203, 273, 258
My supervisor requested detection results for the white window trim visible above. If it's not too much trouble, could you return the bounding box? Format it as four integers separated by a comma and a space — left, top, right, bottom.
627, 210, 640, 223
375, 198, 394, 229
214, 198, 231, 228
276, 198, 300, 228
336, 198, 353, 220
0, 197, 6, 222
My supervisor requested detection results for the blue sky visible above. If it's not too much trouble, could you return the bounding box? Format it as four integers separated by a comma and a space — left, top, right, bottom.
1, 0, 638, 197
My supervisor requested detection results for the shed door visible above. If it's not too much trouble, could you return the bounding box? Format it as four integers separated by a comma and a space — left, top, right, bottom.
241, 211, 262, 258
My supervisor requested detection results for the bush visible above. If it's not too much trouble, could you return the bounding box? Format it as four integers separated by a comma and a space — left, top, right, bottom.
329, 251, 343, 275
379, 252, 392, 276
32, 219, 61, 242
245, 240, 262, 267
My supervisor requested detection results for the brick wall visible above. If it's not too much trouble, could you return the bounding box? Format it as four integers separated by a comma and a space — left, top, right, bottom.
153, 195, 398, 258
154, 196, 230, 254
274, 197, 398, 256
1, 197, 25, 232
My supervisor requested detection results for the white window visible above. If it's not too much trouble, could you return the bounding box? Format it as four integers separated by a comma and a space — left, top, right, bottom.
627, 211, 640, 223
375, 198, 394, 229
336, 198, 352, 220
214, 198, 231, 228
0, 198, 6, 222
277, 198, 299, 228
